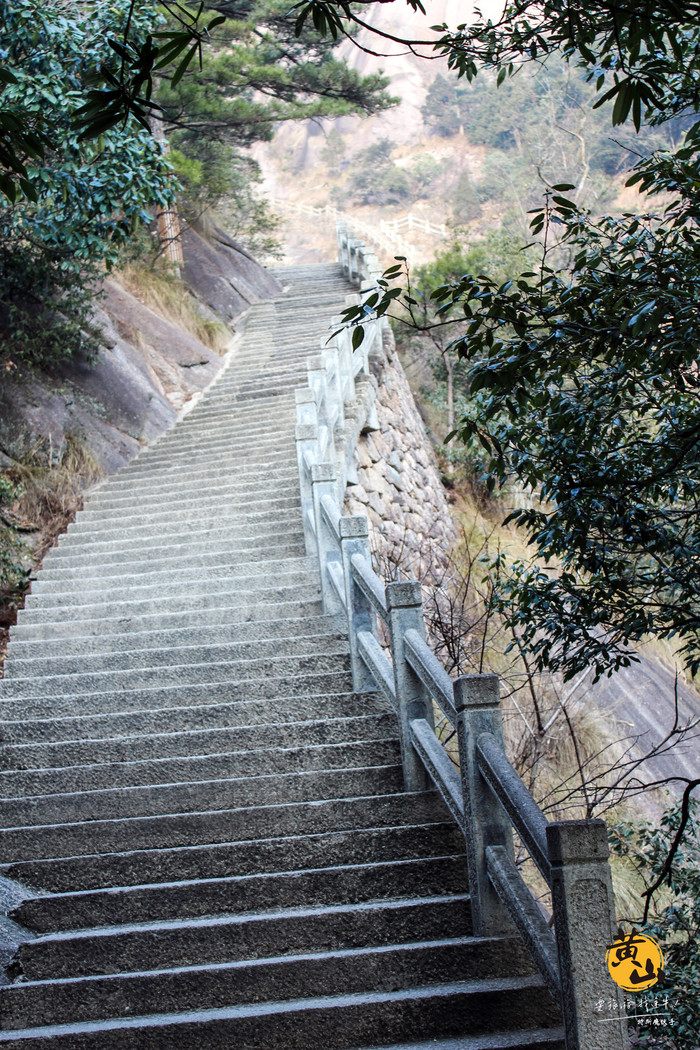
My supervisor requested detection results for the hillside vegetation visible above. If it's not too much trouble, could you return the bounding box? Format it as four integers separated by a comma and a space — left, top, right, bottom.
258, 55, 689, 266
0, 0, 393, 654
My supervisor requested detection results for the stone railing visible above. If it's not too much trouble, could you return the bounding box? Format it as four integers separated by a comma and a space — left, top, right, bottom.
273, 201, 448, 260
295, 225, 629, 1050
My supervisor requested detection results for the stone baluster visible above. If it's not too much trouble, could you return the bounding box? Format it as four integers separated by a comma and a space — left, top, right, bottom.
385, 580, 435, 792
339, 515, 378, 692
454, 674, 515, 937
294, 419, 320, 557
547, 821, 629, 1050
311, 463, 343, 616
323, 345, 344, 431
306, 354, 334, 462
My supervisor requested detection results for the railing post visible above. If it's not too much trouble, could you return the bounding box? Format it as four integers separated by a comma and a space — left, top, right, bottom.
330, 322, 356, 405
324, 346, 345, 430
306, 355, 335, 461
311, 463, 342, 615
547, 821, 629, 1050
385, 581, 434, 792
295, 387, 317, 426
454, 674, 515, 937
339, 516, 378, 693
295, 421, 318, 557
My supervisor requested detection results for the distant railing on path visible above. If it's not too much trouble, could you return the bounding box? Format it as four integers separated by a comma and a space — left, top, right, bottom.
272, 199, 447, 260
293, 222, 630, 1050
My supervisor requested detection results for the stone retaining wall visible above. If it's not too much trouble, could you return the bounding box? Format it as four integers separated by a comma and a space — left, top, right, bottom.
344, 325, 455, 582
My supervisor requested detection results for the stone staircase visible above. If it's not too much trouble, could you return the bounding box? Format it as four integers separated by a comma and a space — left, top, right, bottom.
0, 265, 562, 1048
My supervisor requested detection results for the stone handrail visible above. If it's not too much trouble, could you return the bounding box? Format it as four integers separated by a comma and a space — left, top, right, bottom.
273, 201, 448, 260
294, 225, 629, 1050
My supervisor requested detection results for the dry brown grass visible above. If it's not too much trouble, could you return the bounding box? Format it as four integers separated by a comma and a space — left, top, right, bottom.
0, 434, 103, 673
7, 434, 102, 561
115, 264, 231, 354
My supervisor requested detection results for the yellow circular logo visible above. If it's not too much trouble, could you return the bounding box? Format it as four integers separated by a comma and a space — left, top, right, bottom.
606, 932, 664, 992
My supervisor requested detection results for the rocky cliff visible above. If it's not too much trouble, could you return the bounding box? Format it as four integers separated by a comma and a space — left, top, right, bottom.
0, 225, 282, 652
0, 226, 281, 475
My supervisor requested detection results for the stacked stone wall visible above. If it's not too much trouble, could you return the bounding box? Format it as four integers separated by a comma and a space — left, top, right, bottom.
344, 325, 455, 583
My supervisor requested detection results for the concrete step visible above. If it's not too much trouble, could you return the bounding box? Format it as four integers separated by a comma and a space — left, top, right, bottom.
113, 455, 298, 486
141, 417, 295, 443
54, 511, 302, 550
26, 554, 312, 596
0, 936, 532, 1030
121, 427, 296, 457
181, 384, 301, 407
16, 854, 469, 933
126, 436, 296, 469
0, 737, 397, 799
189, 385, 295, 406
174, 386, 299, 411
1, 761, 401, 828
0, 670, 355, 720
25, 563, 315, 605
38, 546, 308, 579
0, 710, 393, 768
142, 396, 294, 421
0, 647, 349, 702
42, 531, 306, 570
41, 531, 305, 572
98, 462, 298, 495
8, 600, 327, 643
4, 813, 460, 893
48, 516, 303, 555
28, 551, 311, 590
178, 401, 297, 424
17, 581, 321, 626
153, 407, 299, 432
0, 974, 559, 1048
67, 493, 301, 532
18, 895, 471, 980
1, 784, 418, 864
81, 477, 301, 515
4, 630, 338, 681
0, 688, 379, 745
155, 406, 299, 436
352, 1032, 565, 1050
93, 467, 299, 501
6, 613, 337, 661
77, 483, 301, 521
57, 505, 301, 546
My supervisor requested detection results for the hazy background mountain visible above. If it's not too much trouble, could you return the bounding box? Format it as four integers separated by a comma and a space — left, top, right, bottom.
249, 0, 687, 266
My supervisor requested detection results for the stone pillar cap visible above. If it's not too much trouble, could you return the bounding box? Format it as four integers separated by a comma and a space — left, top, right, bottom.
546, 819, 609, 865
386, 579, 422, 609
453, 674, 500, 712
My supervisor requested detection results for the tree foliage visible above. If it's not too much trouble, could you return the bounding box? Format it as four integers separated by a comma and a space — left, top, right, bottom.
346, 138, 411, 206
158, 0, 392, 222
438, 176, 700, 681
0, 0, 393, 203
338, 2, 700, 683
0, 0, 392, 362
0, 0, 176, 367
610, 799, 700, 1047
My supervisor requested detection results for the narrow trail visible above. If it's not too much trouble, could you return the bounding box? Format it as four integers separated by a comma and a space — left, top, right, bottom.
0, 266, 562, 1049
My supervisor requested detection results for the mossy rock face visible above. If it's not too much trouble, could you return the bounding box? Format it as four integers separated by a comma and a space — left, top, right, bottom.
0, 357, 169, 477
0, 223, 281, 478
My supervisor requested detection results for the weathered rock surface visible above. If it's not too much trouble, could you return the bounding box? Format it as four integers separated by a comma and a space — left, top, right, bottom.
181, 227, 281, 322
0, 226, 281, 476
